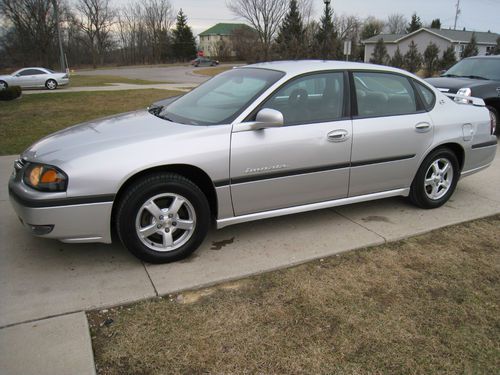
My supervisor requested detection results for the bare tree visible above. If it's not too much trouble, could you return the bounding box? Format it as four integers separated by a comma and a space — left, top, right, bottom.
227, 0, 288, 61
231, 26, 260, 62
386, 13, 406, 34
335, 14, 361, 40
0, 0, 58, 67
75, 0, 115, 67
143, 0, 174, 63
298, 0, 314, 24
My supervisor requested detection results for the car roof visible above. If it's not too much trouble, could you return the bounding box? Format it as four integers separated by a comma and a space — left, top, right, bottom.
18, 67, 50, 72
241, 60, 412, 76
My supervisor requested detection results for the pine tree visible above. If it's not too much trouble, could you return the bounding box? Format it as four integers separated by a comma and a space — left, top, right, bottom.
403, 41, 422, 73
440, 45, 457, 70
390, 46, 404, 68
430, 19, 441, 29
423, 42, 440, 77
370, 38, 389, 65
314, 1, 340, 59
276, 0, 305, 59
493, 37, 500, 55
406, 13, 422, 33
462, 33, 479, 58
172, 9, 197, 61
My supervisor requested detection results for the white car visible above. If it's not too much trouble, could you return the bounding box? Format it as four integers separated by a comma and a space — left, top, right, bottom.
0, 67, 69, 90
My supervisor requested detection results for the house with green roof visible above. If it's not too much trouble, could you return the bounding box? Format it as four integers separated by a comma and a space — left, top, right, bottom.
363, 27, 499, 62
199, 23, 254, 58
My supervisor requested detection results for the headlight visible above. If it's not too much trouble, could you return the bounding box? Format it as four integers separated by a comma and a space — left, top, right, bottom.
23, 163, 68, 192
455, 87, 472, 104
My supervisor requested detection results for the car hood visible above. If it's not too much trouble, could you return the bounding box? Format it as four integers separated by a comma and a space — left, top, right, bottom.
22, 110, 205, 165
425, 77, 489, 93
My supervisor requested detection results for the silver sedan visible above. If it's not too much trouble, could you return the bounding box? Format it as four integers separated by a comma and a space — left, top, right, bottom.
0, 67, 69, 90
8, 61, 497, 263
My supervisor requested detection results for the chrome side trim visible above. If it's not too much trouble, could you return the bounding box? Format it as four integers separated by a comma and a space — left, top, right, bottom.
60, 237, 105, 243
461, 163, 491, 178
216, 188, 410, 229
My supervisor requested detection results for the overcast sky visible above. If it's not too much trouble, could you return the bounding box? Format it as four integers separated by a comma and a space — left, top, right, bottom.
112, 0, 500, 36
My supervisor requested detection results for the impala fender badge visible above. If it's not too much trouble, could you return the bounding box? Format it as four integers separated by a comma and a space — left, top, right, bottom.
245, 164, 288, 173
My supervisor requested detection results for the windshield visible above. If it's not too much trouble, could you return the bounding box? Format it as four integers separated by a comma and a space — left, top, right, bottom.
444, 58, 500, 81
158, 68, 284, 125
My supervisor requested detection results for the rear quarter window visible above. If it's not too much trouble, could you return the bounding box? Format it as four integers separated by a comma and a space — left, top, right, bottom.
414, 81, 436, 111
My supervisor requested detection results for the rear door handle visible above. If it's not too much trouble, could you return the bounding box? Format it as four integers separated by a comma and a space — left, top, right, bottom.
415, 122, 432, 132
327, 129, 349, 142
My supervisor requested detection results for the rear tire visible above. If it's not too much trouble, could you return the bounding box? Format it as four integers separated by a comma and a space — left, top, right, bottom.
45, 79, 57, 90
116, 173, 210, 263
487, 106, 498, 136
409, 148, 459, 209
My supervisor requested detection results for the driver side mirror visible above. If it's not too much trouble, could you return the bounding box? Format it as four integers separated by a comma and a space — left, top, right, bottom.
234, 108, 284, 132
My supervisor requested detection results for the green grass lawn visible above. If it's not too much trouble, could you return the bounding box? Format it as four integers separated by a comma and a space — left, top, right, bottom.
89, 215, 500, 375
69, 74, 166, 87
0, 89, 182, 155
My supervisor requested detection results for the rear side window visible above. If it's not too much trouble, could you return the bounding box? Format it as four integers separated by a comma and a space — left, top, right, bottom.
261, 72, 345, 125
414, 81, 436, 111
353, 72, 417, 117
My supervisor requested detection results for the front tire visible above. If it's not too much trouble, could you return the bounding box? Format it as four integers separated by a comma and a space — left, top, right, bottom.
116, 173, 210, 263
0, 80, 7, 90
409, 148, 459, 209
45, 79, 57, 90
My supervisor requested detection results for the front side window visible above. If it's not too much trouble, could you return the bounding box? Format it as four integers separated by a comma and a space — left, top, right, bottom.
260, 72, 345, 125
16, 69, 32, 76
354, 72, 417, 117
158, 68, 284, 125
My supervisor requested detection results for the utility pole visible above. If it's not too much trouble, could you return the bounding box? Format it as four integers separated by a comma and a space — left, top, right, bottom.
453, 0, 461, 30
52, 0, 66, 72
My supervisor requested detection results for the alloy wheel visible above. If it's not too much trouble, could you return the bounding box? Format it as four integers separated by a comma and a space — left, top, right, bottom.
424, 158, 454, 200
135, 193, 196, 252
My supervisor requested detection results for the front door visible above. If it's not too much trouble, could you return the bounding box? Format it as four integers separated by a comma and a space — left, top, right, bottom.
349, 71, 434, 196
230, 71, 352, 216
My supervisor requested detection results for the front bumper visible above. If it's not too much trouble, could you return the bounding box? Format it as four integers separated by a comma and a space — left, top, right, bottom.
58, 78, 69, 86
9, 181, 113, 244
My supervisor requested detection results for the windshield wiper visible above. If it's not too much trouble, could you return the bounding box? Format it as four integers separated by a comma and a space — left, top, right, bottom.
458, 75, 488, 80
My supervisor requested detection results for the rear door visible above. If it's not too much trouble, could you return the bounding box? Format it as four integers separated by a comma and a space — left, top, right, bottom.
230, 71, 352, 215
349, 71, 434, 196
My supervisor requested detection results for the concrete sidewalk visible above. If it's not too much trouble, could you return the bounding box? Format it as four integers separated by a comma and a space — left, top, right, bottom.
1, 152, 499, 374
22, 82, 198, 95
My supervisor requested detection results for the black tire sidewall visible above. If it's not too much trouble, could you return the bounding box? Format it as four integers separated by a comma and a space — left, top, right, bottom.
0, 81, 7, 90
46, 79, 57, 90
117, 175, 210, 263
486, 106, 498, 136
411, 148, 459, 208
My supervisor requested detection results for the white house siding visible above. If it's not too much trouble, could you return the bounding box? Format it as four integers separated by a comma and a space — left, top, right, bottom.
363, 29, 497, 62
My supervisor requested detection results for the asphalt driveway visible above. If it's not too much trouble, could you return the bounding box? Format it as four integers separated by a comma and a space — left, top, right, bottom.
1, 151, 500, 374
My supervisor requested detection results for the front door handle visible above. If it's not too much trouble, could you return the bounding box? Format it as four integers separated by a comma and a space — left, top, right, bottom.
415, 122, 432, 132
327, 129, 349, 142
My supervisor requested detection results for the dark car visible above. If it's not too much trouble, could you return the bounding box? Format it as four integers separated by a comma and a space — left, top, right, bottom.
426, 55, 500, 134
191, 57, 219, 67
